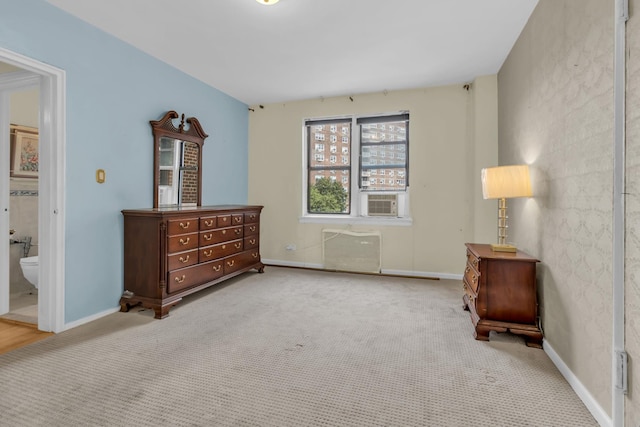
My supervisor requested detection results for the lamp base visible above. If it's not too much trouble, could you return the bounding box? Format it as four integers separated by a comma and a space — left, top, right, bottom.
490, 243, 517, 253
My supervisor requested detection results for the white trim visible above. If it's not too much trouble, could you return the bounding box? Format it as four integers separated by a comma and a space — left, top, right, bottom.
262, 259, 323, 270
262, 259, 459, 281
0, 47, 66, 333
612, 0, 627, 424
381, 269, 462, 281
0, 71, 40, 91
544, 340, 611, 427
0, 92, 9, 315
63, 306, 120, 331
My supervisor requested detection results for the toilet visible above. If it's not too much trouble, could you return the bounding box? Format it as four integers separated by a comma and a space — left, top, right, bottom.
19, 255, 38, 289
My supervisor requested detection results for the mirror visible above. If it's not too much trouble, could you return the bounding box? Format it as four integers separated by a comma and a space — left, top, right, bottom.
151, 111, 208, 208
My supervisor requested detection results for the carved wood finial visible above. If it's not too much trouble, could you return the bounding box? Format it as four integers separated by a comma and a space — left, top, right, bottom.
150, 111, 209, 140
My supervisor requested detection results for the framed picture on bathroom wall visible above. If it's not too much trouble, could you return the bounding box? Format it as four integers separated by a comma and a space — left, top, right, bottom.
10, 124, 39, 179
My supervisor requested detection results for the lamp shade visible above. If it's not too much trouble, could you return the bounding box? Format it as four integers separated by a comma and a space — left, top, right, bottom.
481, 165, 532, 200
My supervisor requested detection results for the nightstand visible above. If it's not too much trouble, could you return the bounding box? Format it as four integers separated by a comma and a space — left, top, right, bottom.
462, 243, 543, 348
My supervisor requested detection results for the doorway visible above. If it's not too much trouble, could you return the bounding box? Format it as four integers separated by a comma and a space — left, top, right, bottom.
0, 47, 65, 333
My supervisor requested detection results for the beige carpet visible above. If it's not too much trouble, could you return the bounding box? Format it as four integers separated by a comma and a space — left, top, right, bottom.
0, 267, 597, 426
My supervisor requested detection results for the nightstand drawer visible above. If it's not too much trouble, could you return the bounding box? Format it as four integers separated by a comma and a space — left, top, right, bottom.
464, 264, 480, 293
466, 250, 480, 271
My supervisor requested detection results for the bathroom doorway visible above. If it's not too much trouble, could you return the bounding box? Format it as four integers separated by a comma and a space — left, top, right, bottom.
0, 47, 65, 333
1, 68, 39, 324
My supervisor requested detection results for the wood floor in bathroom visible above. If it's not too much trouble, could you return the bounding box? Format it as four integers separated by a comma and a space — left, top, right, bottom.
0, 318, 53, 355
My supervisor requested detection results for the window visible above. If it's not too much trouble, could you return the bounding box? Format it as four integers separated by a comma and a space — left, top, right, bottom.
358, 114, 409, 192
305, 113, 409, 218
306, 120, 352, 214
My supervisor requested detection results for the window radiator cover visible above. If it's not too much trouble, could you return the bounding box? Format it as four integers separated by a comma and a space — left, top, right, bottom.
322, 229, 381, 273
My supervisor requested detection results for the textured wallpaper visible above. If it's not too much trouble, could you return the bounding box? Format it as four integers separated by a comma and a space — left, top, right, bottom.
625, 0, 639, 424
498, 0, 615, 417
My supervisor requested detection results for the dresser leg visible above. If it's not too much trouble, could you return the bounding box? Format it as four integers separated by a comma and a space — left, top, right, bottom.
474, 326, 491, 342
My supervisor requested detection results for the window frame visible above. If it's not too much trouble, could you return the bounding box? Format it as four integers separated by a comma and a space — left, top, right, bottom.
302, 112, 411, 225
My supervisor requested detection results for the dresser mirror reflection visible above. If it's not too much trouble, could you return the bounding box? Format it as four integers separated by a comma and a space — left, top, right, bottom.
151, 111, 208, 208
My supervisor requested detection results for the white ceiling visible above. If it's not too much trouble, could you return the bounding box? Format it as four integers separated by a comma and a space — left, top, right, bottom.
44, 0, 538, 105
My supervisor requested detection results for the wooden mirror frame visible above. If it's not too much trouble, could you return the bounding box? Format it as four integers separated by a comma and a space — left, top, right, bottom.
151, 111, 208, 208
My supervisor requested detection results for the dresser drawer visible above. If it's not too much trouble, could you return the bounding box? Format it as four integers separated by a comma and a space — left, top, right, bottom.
231, 214, 244, 226
167, 260, 224, 294
223, 250, 261, 275
167, 264, 201, 293
167, 249, 198, 271
200, 216, 217, 230
167, 232, 198, 253
245, 211, 260, 224
200, 226, 243, 245
244, 223, 259, 236
199, 239, 243, 262
217, 215, 231, 227
167, 218, 198, 235
244, 235, 259, 250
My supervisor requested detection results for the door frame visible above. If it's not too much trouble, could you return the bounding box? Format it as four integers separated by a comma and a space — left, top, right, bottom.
0, 47, 66, 332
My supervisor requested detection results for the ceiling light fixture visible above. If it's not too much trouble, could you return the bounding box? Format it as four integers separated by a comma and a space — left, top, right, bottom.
256, 0, 279, 5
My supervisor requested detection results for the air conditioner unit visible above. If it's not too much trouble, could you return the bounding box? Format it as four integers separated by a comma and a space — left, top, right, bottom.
367, 194, 398, 216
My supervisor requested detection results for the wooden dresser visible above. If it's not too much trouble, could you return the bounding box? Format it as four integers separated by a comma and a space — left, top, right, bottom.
120, 205, 264, 318
462, 243, 542, 348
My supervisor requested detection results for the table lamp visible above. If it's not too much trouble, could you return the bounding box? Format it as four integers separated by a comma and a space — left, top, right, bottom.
481, 164, 532, 252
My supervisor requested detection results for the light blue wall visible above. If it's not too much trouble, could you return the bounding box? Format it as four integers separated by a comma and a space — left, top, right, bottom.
0, 0, 250, 322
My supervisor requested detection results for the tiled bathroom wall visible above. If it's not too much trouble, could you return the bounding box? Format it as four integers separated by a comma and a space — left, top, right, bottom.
9, 178, 38, 294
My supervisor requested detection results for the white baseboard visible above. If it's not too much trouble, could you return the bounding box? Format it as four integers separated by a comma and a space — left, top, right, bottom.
262, 259, 323, 270
543, 340, 611, 427
262, 259, 462, 280
62, 306, 121, 331
382, 268, 463, 281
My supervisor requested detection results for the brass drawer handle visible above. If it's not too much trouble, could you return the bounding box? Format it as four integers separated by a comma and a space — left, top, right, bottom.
472, 274, 477, 283
221, 217, 228, 223
234, 217, 241, 223
465, 266, 470, 274
249, 214, 256, 220
227, 260, 235, 267
203, 250, 213, 257
249, 226, 256, 232
174, 275, 186, 283
222, 230, 227, 235
252, 253, 258, 258
212, 265, 221, 272
473, 259, 478, 267
179, 255, 190, 263
222, 245, 226, 249
234, 229, 241, 234
204, 219, 214, 227
249, 239, 256, 245
234, 242, 241, 249
203, 234, 212, 241
179, 222, 190, 229
179, 237, 190, 245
